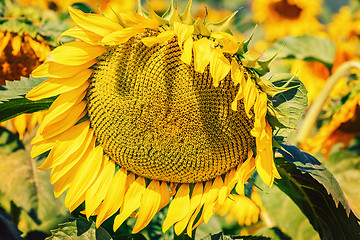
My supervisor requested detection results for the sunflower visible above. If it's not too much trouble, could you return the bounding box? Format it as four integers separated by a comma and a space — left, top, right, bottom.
0, 32, 50, 85
26, 1, 283, 235
252, 0, 323, 41
0, 1, 68, 139
328, 6, 360, 43
301, 93, 360, 157
291, 38, 359, 105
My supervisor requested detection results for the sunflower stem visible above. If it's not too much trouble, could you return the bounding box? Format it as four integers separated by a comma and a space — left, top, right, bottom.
296, 61, 360, 144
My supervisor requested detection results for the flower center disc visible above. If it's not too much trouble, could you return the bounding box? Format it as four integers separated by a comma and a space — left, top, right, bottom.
86, 31, 255, 183
271, 0, 302, 19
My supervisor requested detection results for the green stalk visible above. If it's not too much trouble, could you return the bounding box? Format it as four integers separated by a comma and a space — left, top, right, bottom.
296, 61, 360, 144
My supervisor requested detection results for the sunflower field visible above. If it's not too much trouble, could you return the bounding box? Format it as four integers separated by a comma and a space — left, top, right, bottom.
1, 0, 360, 239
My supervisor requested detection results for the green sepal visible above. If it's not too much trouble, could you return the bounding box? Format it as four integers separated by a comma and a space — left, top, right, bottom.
147, 0, 168, 25
193, 19, 211, 36
240, 52, 261, 68
135, 0, 148, 16
206, 10, 238, 34
238, 24, 257, 54
257, 74, 299, 98
162, 0, 176, 20
180, 0, 195, 25
253, 45, 285, 75
109, 7, 128, 28
169, 8, 182, 27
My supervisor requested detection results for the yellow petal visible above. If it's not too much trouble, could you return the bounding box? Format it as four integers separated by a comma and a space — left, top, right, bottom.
211, 32, 238, 55
37, 121, 90, 170
180, 37, 193, 65
11, 35, 22, 55
132, 180, 161, 233
251, 92, 267, 138
26, 69, 92, 101
210, 50, 231, 87
217, 168, 236, 205
243, 76, 259, 118
10, 114, 27, 140
173, 22, 194, 49
31, 135, 57, 158
101, 27, 146, 45
162, 183, 190, 233
47, 41, 106, 66
31, 59, 97, 78
113, 176, 146, 231
255, 122, 275, 187
68, 6, 123, 36
38, 83, 88, 140
65, 145, 103, 207
0, 33, 11, 56
118, 11, 158, 29
231, 59, 244, 86
59, 26, 103, 45
85, 158, 115, 219
141, 30, 176, 47
96, 168, 128, 227
50, 129, 95, 184
69, 192, 87, 213
235, 155, 256, 195
193, 38, 213, 73
187, 207, 201, 237
53, 142, 93, 199
158, 181, 170, 211
203, 176, 223, 223
174, 182, 203, 235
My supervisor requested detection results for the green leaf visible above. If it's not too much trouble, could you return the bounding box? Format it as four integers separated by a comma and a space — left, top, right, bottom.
0, 76, 54, 122
0, 127, 68, 235
18, 158, 69, 235
0, 210, 24, 240
200, 232, 271, 240
275, 145, 360, 240
254, 227, 292, 240
0, 97, 55, 122
0, 127, 38, 222
267, 36, 335, 68
256, 178, 319, 240
326, 151, 360, 217
0, 76, 47, 103
267, 74, 308, 140
46, 216, 112, 240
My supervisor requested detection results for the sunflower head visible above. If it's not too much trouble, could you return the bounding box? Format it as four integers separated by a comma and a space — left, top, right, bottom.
25, 0, 299, 235
252, 0, 323, 40
0, 0, 70, 84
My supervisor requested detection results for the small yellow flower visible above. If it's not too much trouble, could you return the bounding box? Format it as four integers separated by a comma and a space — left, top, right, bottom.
26, 1, 282, 235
